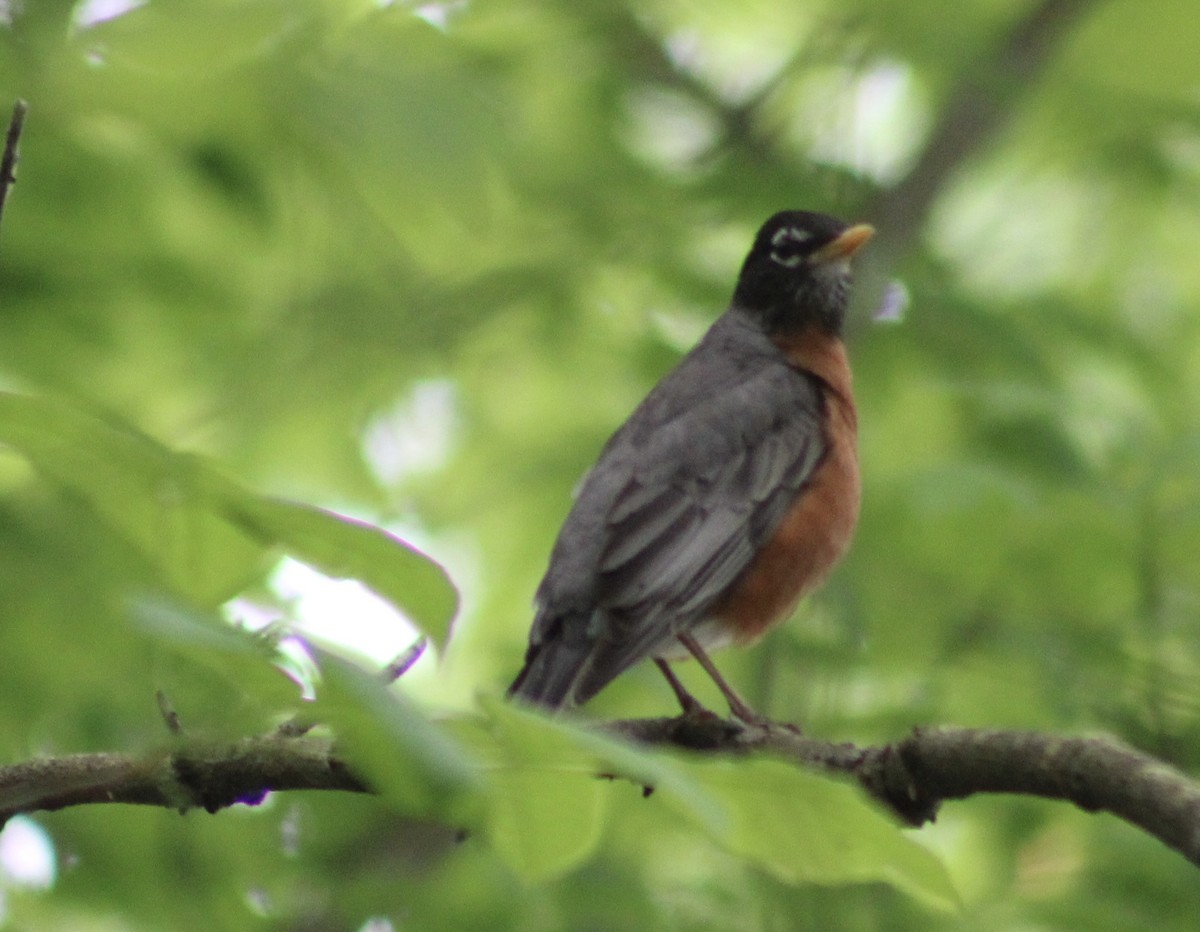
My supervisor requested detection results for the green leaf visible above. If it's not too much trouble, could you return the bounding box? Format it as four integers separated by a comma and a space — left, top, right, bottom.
486, 765, 609, 884
130, 594, 302, 731
0, 392, 270, 606
216, 492, 459, 649
311, 648, 480, 816
472, 698, 723, 882
663, 759, 960, 912
92, 0, 298, 77
0, 392, 458, 642
488, 700, 726, 824
468, 701, 956, 905
474, 699, 611, 881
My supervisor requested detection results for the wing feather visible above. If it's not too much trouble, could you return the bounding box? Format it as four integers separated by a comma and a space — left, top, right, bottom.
513, 313, 828, 707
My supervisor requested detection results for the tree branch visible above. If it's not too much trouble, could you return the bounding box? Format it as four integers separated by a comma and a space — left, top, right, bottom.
0, 734, 367, 825
607, 717, 1200, 866
0, 99, 28, 248
3, 712, 1198, 871
607, 0, 1104, 322
847, 0, 1104, 326
865, 0, 1102, 256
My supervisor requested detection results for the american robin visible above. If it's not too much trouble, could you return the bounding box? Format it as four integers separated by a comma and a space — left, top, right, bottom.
508, 210, 873, 721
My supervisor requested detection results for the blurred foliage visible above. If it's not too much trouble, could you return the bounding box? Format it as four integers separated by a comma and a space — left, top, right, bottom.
2, 0, 1200, 928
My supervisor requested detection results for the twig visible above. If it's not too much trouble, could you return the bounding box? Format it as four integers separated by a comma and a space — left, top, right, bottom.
0, 99, 28, 248
381, 637, 428, 683
156, 690, 184, 735
274, 638, 430, 738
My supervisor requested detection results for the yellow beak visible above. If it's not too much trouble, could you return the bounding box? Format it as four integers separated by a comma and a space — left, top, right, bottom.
811, 223, 875, 263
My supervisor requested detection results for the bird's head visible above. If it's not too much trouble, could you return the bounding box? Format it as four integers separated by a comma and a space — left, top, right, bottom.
732, 210, 874, 337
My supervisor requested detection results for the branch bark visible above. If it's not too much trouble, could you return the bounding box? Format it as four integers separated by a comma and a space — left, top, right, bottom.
0, 734, 367, 823
607, 717, 1200, 866
3, 715, 1198, 870
0, 99, 28, 248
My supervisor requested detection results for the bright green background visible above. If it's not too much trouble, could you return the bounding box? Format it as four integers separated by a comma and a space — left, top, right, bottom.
3, 0, 1200, 928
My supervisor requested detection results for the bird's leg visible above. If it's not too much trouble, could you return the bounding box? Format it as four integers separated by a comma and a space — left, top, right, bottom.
653, 658, 712, 718
676, 632, 768, 726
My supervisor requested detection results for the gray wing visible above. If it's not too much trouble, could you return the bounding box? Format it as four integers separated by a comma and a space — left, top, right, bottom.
509, 313, 828, 708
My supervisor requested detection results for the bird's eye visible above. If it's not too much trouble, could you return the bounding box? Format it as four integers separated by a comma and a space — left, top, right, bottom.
768, 227, 811, 268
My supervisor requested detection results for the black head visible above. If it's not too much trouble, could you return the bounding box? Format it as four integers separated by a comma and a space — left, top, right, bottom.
731, 210, 874, 336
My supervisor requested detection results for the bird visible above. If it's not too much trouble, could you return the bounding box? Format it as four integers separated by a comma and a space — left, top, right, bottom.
508, 210, 873, 721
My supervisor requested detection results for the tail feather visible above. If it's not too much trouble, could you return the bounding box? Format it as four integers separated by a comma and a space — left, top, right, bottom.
509, 611, 672, 710
507, 636, 593, 709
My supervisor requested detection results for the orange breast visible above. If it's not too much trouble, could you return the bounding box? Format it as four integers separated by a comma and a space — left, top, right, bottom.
711, 331, 860, 643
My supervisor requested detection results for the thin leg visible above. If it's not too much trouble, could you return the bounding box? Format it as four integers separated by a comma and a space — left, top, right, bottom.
654, 658, 711, 717
676, 632, 767, 725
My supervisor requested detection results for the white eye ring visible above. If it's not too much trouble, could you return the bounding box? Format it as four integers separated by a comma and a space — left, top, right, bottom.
768, 226, 816, 265
769, 226, 811, 266
770, 226, 812, 247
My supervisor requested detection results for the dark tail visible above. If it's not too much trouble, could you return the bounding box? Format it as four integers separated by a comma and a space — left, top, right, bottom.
506, 634, 593, 710
509, 610, 659, 710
